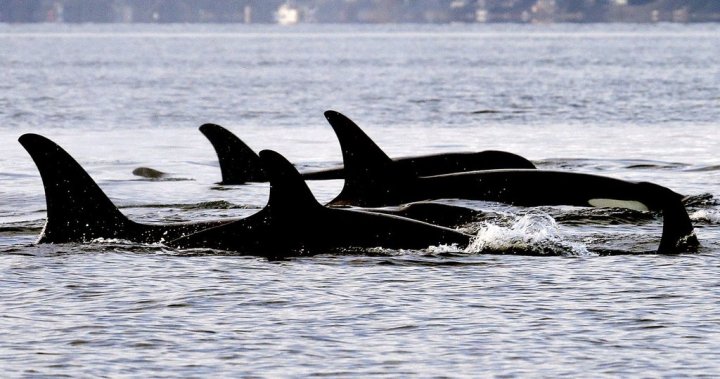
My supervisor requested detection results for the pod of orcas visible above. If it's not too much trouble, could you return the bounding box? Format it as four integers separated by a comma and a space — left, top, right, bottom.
20, 110, 699, 256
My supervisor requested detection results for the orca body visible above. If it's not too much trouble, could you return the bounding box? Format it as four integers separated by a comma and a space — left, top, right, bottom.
363, 201, 486, 227
199, 119, 535, 185
20, 133, 697, 255
20, 134, 472, 254
168, 150, 472, 254
323, 111, 698, 254
19, 134, 233, 244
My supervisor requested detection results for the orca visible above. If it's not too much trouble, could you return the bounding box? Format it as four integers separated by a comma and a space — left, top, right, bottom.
323, 111, 698, 254
198, 123, 267, 184
167, 150, 473, 254
199, 118, 535, 184
169, 150, 696, 255
19, 134, 233, 244
20, 134, 697, 255
19, 134, 473, 252
199, 121, 489, 227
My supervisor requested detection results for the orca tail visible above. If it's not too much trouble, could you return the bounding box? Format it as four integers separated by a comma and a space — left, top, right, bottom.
19, 134, 138, 243
199, 123, 266, 184
323, 110, 412, 207
257, 149, 324, 215
636, 182, 699, 254
658, 199, 699, 254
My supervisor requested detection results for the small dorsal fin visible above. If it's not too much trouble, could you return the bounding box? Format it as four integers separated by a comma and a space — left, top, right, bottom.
18, 134, 137, 243
199, 123, 266, 184
323, 110, 412, 206
258, 150, 323, 214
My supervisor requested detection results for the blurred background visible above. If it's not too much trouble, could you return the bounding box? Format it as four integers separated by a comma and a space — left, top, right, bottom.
2, 0, 720, 24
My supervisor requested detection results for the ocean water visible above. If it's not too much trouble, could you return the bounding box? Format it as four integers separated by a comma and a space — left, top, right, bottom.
1, 23, 719, 377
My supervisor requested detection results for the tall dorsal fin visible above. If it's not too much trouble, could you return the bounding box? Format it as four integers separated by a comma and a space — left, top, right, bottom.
18, 134, 137, 243
199, 123, 266, 184
258, 150, 323, 214
323, 110, 394, 174
323, 110, 412, 206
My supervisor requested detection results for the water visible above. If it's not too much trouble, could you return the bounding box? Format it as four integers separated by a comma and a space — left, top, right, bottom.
1, 23, 720, 377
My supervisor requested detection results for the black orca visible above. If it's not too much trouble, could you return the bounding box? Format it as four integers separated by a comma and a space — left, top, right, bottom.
323, 112, 698, 254
19, 134, 473, 252
167, 150, 473, 254
198, 123, 267, 184
19, 134, 233, 244
199, 118, 535, 184
20, 134, 697, 255
171, 150, 696, 255
199, 121, 489, 228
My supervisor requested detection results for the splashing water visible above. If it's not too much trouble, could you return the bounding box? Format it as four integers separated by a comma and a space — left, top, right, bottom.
465, 213, 591, 256
691, 210, 720, 224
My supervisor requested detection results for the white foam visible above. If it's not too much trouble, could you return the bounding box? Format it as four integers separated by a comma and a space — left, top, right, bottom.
464, 213, 591, 256
89, 237, 135, 244
690, 210, 720, 224
427, 244, 462, 254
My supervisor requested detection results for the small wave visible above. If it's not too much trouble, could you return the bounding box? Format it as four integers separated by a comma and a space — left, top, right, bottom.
0, 220, 45, 235
683, 193, 717, 207
551, 207, 654, 226
684, 164, 720, 172
690, 210, 720, 224
427, 244, 463, 254
120, 201, 257, 210
536, 158, 688, 171
464, 213, 591, 256
0, 225, 43, 234
470, 109, 501, 114
409, 98, 441, 104
89, 237, 136, 245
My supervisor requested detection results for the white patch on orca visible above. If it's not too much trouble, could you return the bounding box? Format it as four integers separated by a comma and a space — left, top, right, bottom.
588, 198, 649, 212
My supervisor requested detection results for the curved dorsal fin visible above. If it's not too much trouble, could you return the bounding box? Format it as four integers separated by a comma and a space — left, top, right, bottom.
18, 134, 136, 243
323, 110, 412, 206
323, 110, 394, 175
258, 150, 323, 214
199, 123, 266, 184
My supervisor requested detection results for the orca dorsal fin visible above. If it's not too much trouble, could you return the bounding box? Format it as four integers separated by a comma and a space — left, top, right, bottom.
18, 134, 136, 243
199, 123, 266, 184
323, 110, 394, 174
258, 150, 323, 214
324, 110, 412, 206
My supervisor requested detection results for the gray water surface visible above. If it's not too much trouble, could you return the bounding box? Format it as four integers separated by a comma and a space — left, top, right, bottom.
1, 23, 719, 377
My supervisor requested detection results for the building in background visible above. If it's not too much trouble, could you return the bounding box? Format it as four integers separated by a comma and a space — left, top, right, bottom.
1, 0, 719, 24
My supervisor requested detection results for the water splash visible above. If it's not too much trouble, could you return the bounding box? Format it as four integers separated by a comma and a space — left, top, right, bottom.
690, 210, 720, 224
427, 244, 463, 254
464, 213, 591, 256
